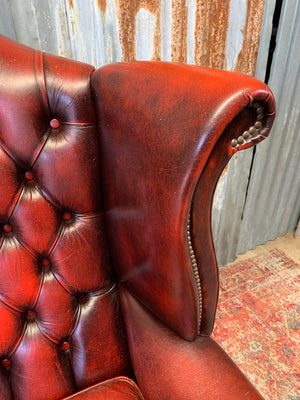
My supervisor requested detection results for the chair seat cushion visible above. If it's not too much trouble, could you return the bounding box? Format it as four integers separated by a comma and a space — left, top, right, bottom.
63, 377, 144, 399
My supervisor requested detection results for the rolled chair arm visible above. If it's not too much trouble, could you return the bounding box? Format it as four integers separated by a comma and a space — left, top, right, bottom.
91, 62, 276, 340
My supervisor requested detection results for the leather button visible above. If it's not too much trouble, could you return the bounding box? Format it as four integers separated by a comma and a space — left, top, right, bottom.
61, 341, 70, 351
77, 293, 89, 305
27, 310, 35, 319
50, 118, 60, 129
3, 224, 12, 233
1, 359, 10, 368
41, 258, 50, 266
62, 211, 72, 221
24, 171, 34, 180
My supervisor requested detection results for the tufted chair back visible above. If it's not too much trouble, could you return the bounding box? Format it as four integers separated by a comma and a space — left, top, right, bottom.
0, 36, 132, 400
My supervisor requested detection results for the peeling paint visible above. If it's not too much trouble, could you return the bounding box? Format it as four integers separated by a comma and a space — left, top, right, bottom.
235, 0, 265, 75
194, 0, 230, 69
171, 0, 188, 63
116, 0, 161, 61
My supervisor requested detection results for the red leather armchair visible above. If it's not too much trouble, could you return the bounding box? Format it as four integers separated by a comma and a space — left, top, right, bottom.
0, 35, 275, 400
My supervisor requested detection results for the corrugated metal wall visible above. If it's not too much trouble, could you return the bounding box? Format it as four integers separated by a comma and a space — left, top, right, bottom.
237, 0, 300, 255
0, 0, 298, 265
0, 0, 265, 70
212, 0, 277, 264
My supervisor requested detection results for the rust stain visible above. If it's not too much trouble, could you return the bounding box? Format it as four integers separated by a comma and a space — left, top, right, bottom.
96, 0, 107, 13
194, 0, 230, 69
171, 0, 188, 63
58, 4, 68, 56
150, 1, 162, 61
116, 0, 136, 61
140, 0, 158, 12
235, 0, 265, 75
66, 0, 79, 39
116, 0, 161, 61
67, 0, 75, 9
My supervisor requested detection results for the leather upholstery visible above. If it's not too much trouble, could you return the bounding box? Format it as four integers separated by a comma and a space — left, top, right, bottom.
91, 61, 275, 339
0, 36, 132, 400
120, 288, 264, 400
0, 34, 275, 399
64, 377, 144, 399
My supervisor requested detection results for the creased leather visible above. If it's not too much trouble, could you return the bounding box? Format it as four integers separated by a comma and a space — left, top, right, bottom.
120, 287, 264, 400
63, 377, 144, 399
91, 61, 275, 340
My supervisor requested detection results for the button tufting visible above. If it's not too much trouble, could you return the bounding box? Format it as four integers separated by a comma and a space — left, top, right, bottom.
3, 224, 12, 233
41, 258, 50, 266
1, 359, 10, 368
26, 310, 35, 320
77, 292, 89, 305
62, 211, 72, 221
50, 118, 60, 129
24, 171, 34, 180
61, 341, 70, 351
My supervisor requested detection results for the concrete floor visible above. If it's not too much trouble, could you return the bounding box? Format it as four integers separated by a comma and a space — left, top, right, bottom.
232, 232, 300, 265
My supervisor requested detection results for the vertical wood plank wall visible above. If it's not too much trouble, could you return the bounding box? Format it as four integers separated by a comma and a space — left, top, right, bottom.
0, 0, 298, 265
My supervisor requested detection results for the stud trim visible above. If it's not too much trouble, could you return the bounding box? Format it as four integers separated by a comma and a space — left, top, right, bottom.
187, 213, 202, 334
231, 102, 265, 148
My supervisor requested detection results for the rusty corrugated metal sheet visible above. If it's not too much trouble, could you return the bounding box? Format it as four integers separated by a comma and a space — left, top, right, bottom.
2, 0, 264, 72
171, 0, 187, 62
3, 0, 295, 266
235, 0, 265, 75
194, 0, 230, 69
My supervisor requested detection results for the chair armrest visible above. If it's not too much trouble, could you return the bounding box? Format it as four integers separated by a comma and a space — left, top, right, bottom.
63, 377, 144, 400
120, 287, 264, 400
91, 62, 275, 339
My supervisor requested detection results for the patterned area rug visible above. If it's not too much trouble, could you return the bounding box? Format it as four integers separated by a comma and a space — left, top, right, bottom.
212, 249, 300, 400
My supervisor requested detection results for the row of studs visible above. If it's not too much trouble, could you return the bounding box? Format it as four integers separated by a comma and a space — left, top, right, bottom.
231, 103, 264, 148
187, 214, 202, 334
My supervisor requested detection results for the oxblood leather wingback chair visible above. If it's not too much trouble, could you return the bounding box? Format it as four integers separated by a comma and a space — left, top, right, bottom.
0, 35, 275, 400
